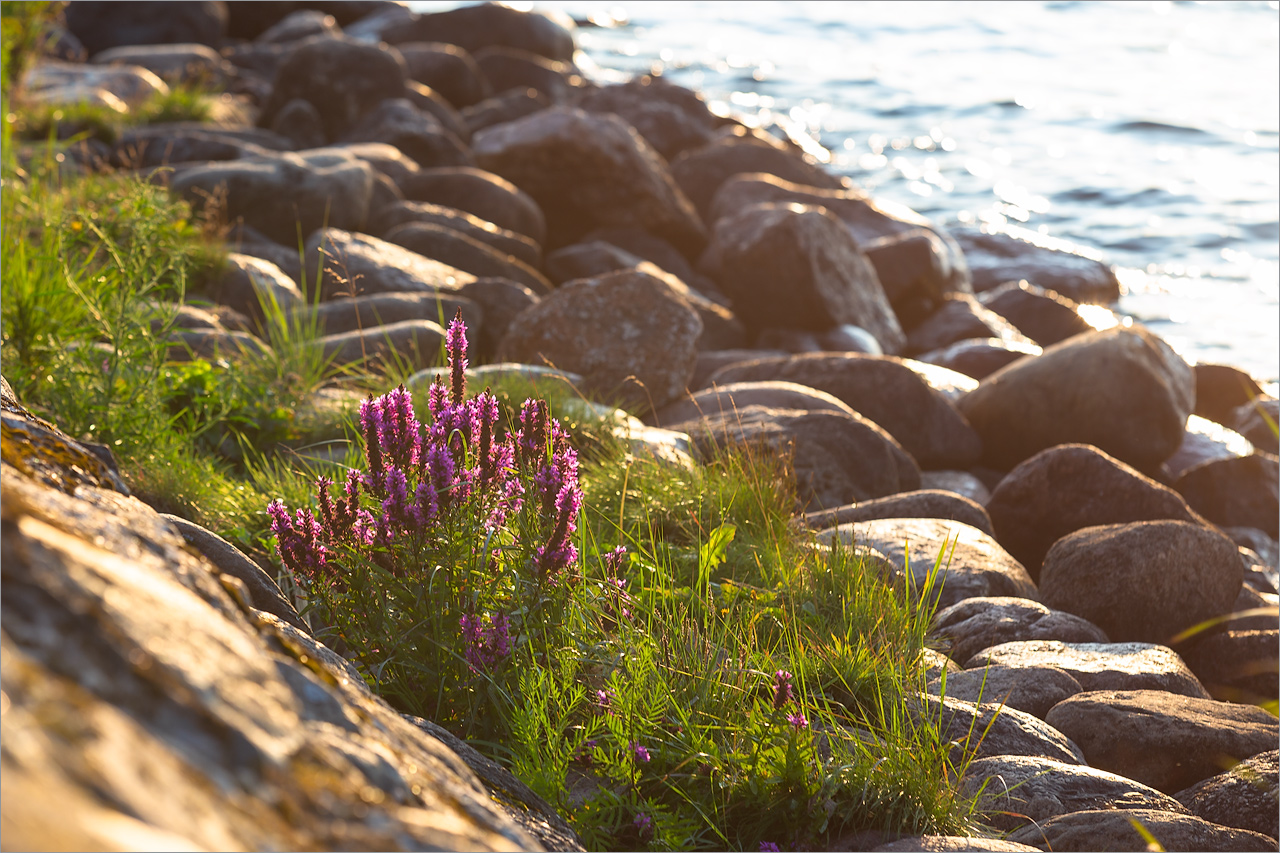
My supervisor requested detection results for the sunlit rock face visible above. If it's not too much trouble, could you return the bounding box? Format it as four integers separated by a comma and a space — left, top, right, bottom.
0, 379, 561, 852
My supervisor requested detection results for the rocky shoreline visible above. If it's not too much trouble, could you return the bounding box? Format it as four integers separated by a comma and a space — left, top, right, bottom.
5, 2, 1278, 851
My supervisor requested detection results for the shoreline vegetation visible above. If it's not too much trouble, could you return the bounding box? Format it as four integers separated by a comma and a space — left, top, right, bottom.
2, 2, 1276, 851
1, 3, 981, 850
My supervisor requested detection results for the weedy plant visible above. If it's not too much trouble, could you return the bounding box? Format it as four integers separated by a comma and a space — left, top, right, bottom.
269, 315, 979, 850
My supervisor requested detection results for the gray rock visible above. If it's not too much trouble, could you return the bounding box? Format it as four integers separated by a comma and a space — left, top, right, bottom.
268, 96, 326, 149
1174, 749, 1278, 841
708, 352, 982, 470
904, 293, 1037, 356
474, 45, 581, 103
257, 9, 341, 44
496, 267, 702, 413
965, 641, 1209, 699
951, 222, 1121, 304
340, 97, 472, 170
166, 328, 271, 362
929, 664, 1082, 719
1045, 689, 1280, 793
907, 693, 1085, 765
818, 323, 885, 355
1192, 363, 1267, 426
315, 319, 446, 372
384, 221, 553, 295
304, 291, 482, 338
1039, 521, 1243, 645
171, 149, 375, 246
258, 35, 408, 142
957, 326, 1195, 471
1162, 415, 1255, 481
930, 597, 1109, 664
1174, 452, 1279, 538
378, 2, 577, 63
612, 262, 745, 353
678, 405, 921, 511
817, 518, 1038, 610
902, 358, 979, 405
473, 106, 706, 255
371, 201, 541, 269
975, 279, 1100, 347
571, 74, 718, 161
545, 240, 645, 285
65, 1, 228, 55
916, 337, 1041, 381
0, 404, 546, 852
871, 836, 1041, 852
986, 444, 1209, 579
1007, 807, 1276, 851
963, 755, 1189, 832
462, 87, 552, 135
401, 166, 547, 246
689, 348, 789, 391
1176, 629, 1279, 705
1229, 397, 1280, 454
404, 80, 472, 142
807, 490, 993, 538
456, 277, 540, 360
91, 42, 234, 87
208, 253, 304, 329
304, 228, 476, 300
919, 470, 991, 505
397, 41, 491, 109
707, 202, 906, 352
649, 380, 858, 429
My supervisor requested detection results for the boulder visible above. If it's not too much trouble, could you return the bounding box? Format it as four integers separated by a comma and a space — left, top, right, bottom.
1176, 629, 1279, 705
916, 337, 1041, 381
907, 693, 1085, 765
817, 324, 885, 355
206, 253, 304, 328
689, 349, 789, 391
986, 444, 1209, 578
673, 133, 846, 221
1045, 690, 1280, 793
258, 35, 408, 142
369, 201, 540, 268
315, 319, 446, 371
806, 490, 993, 538
583, 226, 718, 297
649, 380, 858, 428
1006, 807, 1276, 852
339, 97, 472, 170
384, 221, 552, 295
225, 226, 302, 284
266, 96, 326, 149
708, 353, 982, 470
171, 149, 375, 246
397, 42, 491, 109
1174, 749, 1278, 841
1174, 452, 1279, 537
975, 279, 1099, 346
611, 262, 745, 353
64, 1, 228, 55
1229, 397, 1280, 454
1039, 521, 1243, 644
929, 665, 1083, 719
963, 755, 1189, 833
957, 326, 1195, 471
472, 106, 706, 255
90, 43, 235, 88
378, 2, 577, 63
919, 470, 991, 505
1192, 363, 1266, 426
545, 241, 645, 285
904, 293, 1037, 356
462, 87, 551, 135
951, 222, 1121, 304
400, 166, 546, 246
1161, 415, 1255, 481
707, 172, 971, 312
816, 519, 1038, 611
112, 124, 288, 170
166, 328, 271, 362
303, 228, 476, 300
571, 75, 719, 161
707, 203, 905, 352
302, 291, 483, 337
902, 359, 979, 404
930, 597, 1109, 664
965, 641, 1209, 699
22, 59, 168, 112
0, 388, 557, 852
496, 268, 702, 412
870, 837, 1041, 852
457, 277, 540, 360
256, 9, 342, 44
676, 406, 921, 511
473, 45, 580, 103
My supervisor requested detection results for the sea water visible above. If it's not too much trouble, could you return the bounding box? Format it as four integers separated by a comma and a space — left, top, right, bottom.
409, 0, 1280, 387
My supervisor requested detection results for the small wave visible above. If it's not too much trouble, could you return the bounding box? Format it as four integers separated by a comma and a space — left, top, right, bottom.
1111, 120, 1210, 136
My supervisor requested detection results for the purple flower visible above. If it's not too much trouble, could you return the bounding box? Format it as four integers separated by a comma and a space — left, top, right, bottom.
759, 843, 781, 852
535, 483, 582, 579
772, 670, 794, 710
595, 689, 613, 713
459, 612, 512, 672
447, 310, 468, 406
630, 740, 650, 763
269, 501, 329, 583
786, 709, 808, 731
633, 811, 652, 836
